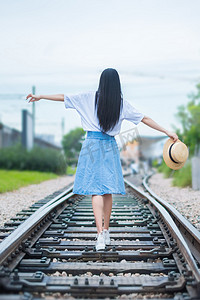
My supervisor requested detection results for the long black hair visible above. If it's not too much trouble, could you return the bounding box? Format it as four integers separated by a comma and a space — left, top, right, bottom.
95, 68, 123, 133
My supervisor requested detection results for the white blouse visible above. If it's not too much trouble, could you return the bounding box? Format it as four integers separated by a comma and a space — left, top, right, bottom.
64, 91, 144, 136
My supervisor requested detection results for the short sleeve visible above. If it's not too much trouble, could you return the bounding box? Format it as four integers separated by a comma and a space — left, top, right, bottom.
122, 100, 144, 125
64, 93, 84, 110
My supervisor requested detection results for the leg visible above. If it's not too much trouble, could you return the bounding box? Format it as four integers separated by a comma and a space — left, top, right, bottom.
103, 194, 112, 230
92, 195, 104, 233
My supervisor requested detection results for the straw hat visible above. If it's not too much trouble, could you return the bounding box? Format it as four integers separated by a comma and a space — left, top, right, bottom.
163, 138, 189, 170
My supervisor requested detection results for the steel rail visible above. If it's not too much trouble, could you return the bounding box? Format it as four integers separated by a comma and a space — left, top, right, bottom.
0, 185, 74, 266
143, 172, 200, 263
1, 178, 200, 298
124, 178, 200, 289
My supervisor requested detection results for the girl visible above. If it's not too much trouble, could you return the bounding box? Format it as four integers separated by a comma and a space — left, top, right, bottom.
26, 68, 178, 251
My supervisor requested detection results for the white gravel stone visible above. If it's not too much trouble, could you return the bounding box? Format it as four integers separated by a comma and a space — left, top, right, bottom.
0, 174, 75, 227
148, 172, 200, 231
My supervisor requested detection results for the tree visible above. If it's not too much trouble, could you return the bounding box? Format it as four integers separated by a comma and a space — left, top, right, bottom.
173, 83, 200, 156
62, 127, 85, 165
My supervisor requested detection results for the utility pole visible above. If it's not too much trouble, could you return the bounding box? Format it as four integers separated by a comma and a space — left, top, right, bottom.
61, 117, 65, 138
32, 85, 36, 143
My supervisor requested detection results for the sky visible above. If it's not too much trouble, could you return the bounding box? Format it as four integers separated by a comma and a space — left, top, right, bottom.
0, 0, 200, 144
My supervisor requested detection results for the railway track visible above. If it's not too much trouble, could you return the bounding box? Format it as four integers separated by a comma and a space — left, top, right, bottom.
0, 175, 200, 299
142, 173, 200, 265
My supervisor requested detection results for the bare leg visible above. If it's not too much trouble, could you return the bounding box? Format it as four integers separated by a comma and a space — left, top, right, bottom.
92, 195, 104, 233
103, 194, 112, 230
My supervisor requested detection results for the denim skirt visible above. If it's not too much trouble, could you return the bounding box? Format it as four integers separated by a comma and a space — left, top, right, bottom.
72, 131, 126, 195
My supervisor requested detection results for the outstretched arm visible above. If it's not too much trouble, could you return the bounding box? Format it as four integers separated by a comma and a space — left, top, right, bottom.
26, 94, 64, 102
141, 115, 178, 142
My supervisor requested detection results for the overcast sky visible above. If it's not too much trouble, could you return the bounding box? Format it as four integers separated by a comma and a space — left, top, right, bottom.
0, 0, 200, 143
1, 0, 200, 79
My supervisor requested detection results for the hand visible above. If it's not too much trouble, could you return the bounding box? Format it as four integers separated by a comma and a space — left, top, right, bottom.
166, 131, 178, 142
26, 94, 41, 103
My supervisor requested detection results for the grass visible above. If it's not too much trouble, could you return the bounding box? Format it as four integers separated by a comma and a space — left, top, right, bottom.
157, 161, 175, 178
0, 169, 58, 193
66, 165, 77, 175
172, 162, 192, 187
157, 160, 192, 188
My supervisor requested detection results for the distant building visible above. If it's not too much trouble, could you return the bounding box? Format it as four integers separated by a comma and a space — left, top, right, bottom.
36, 134, 55, 144
0, 122, 62, 151
0, 123, 20, 148
120, 140, 139, 166
120, 135, 168, 171
138, 136, 168, 160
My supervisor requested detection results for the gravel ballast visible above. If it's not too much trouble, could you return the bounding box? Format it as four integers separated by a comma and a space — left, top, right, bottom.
0, 174, 75, 227
148, 172, 200, 231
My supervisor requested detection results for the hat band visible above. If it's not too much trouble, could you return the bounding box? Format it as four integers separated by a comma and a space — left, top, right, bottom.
169, 143, 179, 164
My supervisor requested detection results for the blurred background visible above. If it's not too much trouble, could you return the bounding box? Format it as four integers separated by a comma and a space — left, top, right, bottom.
0, 0, 200, 192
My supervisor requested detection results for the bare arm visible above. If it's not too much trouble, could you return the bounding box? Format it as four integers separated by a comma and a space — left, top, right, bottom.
26, 93, 64, 102
141, 115, 178, 142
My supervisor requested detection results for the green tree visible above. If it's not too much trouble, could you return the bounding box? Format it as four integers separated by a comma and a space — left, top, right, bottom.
62, 127, 85, 165
173, 83, 200, 156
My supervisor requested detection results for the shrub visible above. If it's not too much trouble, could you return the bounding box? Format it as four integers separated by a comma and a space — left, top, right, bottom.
152, 158, 162, 168
172, 161, 192, 187
157, 160, 174, 178
156, 158, 192, 187
0, 143, 67, 175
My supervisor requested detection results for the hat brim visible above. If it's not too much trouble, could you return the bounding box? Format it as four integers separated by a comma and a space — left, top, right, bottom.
163, 138, 186, 170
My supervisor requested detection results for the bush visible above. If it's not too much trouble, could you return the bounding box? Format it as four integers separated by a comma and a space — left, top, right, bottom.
66, 158, 78, 166
0, 143, 67, 175
152, 158, 163, 168
157, 160, 174, 178
156, 159, 192, 187
172, 161, 192, 187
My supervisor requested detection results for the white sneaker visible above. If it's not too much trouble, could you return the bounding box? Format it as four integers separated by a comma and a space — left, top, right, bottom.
95, 231, 105, 251
103, 229, 111, 245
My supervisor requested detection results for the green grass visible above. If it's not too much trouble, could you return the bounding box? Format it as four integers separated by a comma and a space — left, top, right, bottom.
66, 165, 77, 175
172, 162, 192, 187
156, 160, 192, 187
157, 160, 175, 178
0, 169, 58, 193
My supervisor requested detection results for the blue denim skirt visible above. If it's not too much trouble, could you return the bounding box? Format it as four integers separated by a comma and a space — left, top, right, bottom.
72, 131, 126, 195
